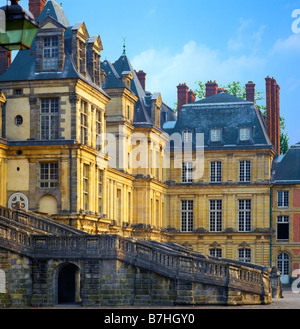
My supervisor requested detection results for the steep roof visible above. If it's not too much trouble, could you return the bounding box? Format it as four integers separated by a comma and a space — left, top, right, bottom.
0, 1, 107, 97
165, 92, 272, 150
272, 143, 300, 184
101, 53, 176, 129
37, 0, 70, 27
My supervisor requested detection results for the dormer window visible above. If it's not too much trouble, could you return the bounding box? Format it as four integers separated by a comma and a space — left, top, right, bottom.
43, 37, 58, 71
211, 129, 221, 142
240, 128, 250, 141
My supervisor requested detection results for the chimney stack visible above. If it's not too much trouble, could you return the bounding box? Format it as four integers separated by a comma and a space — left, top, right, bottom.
29, 0, 47, 22
136, 70, 146, 91
205, 81, 218, 98
265, 76, 280, 154
245, 81, 255, 102
177, 83, 189, 117
188, 89, 196, 103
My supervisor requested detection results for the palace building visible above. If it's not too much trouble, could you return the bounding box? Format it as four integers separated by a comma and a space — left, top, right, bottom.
0, 0, 299, 284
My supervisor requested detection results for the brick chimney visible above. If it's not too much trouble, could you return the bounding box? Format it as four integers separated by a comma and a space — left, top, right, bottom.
177, 83, 189, 117
205, 81, 218, 98
136, 70, 146, 91
245, 81, 255, 102
29, 0, 47, 22
0, 47, 11, 75
265, 76, 280, 154
188, 89, 196, 103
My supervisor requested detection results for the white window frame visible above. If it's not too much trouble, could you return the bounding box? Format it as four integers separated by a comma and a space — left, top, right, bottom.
43, 36, 59, 71
210, 161, 222, 183
239, 249, 251, 263
39, 162, 59, 189
209, 200, 222, 232
182, 130, 192, 143
277, 191, 289, 208
239, 160, 251, 182
277, 253, 289, 276
238, 200, 251, 232
240, 128, 250, 141
182, 162, 193, 183
40, 98, 59, 140
181, 200, 194, 232
209, 249, 222, 258
211, 129, 221, 142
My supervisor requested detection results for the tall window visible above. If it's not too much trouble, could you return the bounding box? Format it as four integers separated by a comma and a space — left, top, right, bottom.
239, 160, 251, 182
83, 164, 89, 211
40, 162, 59, 188
43, 37, 58, 71
277, 191, 289, 208
40, 98, 59, 140
277, 216, 289, 240
239, 249, 251, 263
183, 130, 192, 143
181, 200, 193, 232
277, 253, 289, 276
79, 40, 86, 75
98, 169, 103, 215
209, 200, 222, 232
95, 109, 102, 151
81, 100, 88, 145
210, 161, 222, 183
238, 200, 251, 232
182, 162, 193, 183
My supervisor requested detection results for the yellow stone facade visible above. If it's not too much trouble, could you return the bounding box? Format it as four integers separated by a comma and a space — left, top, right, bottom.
0, 1, 299, 286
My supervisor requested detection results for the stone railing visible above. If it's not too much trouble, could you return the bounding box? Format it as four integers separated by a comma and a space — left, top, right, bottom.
0, 206, 85, 236
0, 206, 271, 299
29, 234, 270, 297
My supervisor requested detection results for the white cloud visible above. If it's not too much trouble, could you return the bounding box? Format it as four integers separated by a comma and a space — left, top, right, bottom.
272, 33, 300, 54
131, 40, 267, 106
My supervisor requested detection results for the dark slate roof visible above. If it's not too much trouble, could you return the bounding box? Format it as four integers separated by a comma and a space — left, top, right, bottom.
165, 92, 272, 150
194, 92, 249, 105
271, 143, 300, 184
0, 1, 107, 97
101, 54, 176, 129
37, 0, 70, 27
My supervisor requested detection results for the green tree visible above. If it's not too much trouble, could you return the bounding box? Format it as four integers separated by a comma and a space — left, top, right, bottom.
194, 80, 289, 154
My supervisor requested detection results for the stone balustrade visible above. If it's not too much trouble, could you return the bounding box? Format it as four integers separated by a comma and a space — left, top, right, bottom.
0, 206, 273, 306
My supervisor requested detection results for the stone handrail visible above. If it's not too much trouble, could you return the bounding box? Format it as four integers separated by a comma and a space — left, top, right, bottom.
29, 234, 270, 296
0, 206, 86, 236
0, 206, 271, 299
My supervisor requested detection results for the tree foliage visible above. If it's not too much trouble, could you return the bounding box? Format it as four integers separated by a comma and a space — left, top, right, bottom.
194, 80, 289, 154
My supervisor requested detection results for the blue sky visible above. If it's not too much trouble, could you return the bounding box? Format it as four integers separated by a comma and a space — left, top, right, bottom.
21, 0, 300, 146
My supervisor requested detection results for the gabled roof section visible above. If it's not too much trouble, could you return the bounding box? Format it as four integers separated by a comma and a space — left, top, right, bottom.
87, 35, 103, 52
37, 0, 70, 27
38, 14, 66, 30
272, 143, 300, 184
167, 92, 272, 150
72, 21, 89, 40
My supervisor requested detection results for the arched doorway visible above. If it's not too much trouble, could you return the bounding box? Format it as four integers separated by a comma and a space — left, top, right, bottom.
277, 252, 290, 284
57, 263, 81, 305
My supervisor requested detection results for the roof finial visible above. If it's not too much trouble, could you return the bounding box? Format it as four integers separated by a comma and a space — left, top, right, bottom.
122, 36, 126, 55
